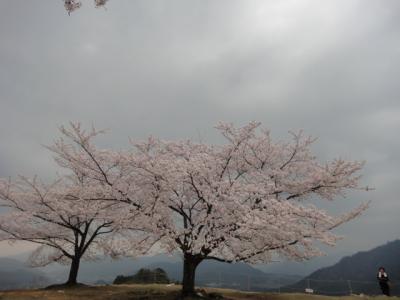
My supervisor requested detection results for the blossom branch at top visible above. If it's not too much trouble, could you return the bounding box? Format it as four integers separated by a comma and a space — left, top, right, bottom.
63, 0, 108, 14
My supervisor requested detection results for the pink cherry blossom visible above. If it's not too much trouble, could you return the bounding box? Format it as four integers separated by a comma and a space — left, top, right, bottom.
41, 121, 368, 296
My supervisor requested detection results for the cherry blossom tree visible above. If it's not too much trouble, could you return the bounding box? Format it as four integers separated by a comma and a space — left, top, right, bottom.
0, 125, 158, 286
129, 122, 370, 296
0, 175, 155, 286
47, 122, 369, 297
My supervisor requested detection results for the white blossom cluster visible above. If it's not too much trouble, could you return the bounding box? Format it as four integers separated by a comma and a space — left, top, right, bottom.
128, 121, 368, 263
0, 121, 368, 284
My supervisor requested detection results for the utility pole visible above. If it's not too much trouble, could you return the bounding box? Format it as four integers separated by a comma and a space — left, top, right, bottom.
278, 277, 281, 294
347, 280, 353, 295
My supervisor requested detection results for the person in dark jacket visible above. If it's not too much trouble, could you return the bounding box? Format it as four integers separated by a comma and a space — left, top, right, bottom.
377, 267, 390, 296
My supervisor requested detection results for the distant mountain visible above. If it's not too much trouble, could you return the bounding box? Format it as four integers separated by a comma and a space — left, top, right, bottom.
6, 252, 180, 285
282, 240, 400, 296
255, 250, 350, 276
40, 254, 180, 284
145, 259, 302, 291
6, 252, 300, 291
0, 257, 49, 290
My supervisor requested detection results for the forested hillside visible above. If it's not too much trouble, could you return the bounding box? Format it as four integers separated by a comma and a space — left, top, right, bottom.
282, 240, 400, 295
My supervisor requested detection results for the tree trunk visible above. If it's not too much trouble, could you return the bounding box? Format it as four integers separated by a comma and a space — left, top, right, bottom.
66, 256, 80, 285
181, 254, 202, 298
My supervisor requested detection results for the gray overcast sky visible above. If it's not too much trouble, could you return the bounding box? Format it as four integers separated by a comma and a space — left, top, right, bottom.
0, 0, 399, 272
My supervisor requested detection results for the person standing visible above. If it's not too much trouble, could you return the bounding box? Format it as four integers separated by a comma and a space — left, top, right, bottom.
377, 267, 390, 296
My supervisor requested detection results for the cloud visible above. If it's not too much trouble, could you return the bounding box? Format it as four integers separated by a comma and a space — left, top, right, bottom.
0, 0, 399, 267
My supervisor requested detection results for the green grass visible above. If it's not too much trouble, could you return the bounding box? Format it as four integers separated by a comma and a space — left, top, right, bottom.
0, 284, 397, 300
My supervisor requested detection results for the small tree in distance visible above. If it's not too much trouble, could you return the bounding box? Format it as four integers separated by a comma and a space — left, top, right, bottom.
113, 268, 170, 284
49, 121, 369, 297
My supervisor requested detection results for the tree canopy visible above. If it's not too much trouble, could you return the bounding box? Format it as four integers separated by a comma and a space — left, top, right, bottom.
0, 121, 368, 295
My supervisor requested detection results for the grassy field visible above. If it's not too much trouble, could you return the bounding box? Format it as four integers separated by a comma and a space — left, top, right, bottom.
0, 284, 397, 300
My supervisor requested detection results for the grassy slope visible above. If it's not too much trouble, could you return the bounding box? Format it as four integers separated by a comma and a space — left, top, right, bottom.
0, 284, 397, 300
